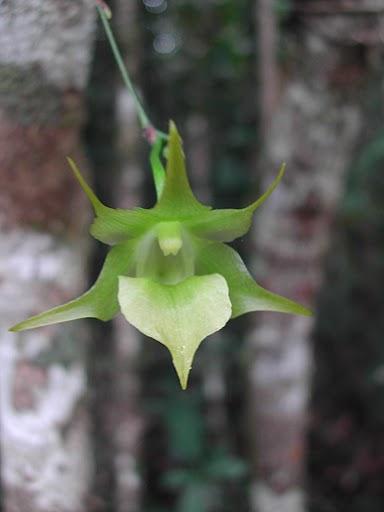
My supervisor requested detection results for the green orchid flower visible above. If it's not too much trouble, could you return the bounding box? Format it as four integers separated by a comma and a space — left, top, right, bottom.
10, 122, 311, 389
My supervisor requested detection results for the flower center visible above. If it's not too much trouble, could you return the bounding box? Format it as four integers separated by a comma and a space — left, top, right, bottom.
156, 221, 183, 256
135, 223, 194, 285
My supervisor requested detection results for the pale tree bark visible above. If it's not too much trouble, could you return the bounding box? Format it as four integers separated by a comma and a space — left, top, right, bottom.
248, 7, 378, 512
111, 2, 143, 510
0, 2, 95, 511
256, 0, 278, 140
84, 2, 143, 508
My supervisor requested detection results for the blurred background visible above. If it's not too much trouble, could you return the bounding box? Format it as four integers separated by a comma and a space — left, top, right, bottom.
1, 1, 384, 511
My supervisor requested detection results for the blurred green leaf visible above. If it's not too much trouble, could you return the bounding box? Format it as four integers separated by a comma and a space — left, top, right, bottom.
165, 396, 205, 460
205, 452, 248, 480
177, 483, 211, 512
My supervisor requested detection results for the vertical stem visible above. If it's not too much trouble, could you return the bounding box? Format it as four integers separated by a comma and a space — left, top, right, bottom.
97, 5, 150, 130
96, 4, 167, 199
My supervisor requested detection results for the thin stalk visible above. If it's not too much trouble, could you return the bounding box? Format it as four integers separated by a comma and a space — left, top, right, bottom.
96, 2, 167, 198
97, 5, 150, 130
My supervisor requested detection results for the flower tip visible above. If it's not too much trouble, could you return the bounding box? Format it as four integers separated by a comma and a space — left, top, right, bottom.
174, 360, 191, 390
66, 156, 104, 214
168, 120, 181, 140
9, 321, 31, 332
9, 319, 30, 332
292, 301, 313, 317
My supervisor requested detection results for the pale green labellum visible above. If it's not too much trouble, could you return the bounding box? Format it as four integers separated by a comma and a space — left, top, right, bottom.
118, 274, 231, 389
10, 121, 311, 389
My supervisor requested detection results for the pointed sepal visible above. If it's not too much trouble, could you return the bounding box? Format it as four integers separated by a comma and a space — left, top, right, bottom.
153, 122, 211, 217
90, 207, 159, 245
186, 164, 285, 242
195, 240, 311, 318
118, 274, 232, 389
10, 240, 136, 331
68, 157, 157, 244
67, 157, 104, 215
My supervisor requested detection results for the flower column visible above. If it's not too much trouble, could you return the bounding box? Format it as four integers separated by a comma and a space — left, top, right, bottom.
0, 1, 95, 511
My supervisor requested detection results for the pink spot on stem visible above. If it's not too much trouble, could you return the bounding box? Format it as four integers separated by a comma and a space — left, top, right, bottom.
96, 0, 112, 19
144, 125, 158, 145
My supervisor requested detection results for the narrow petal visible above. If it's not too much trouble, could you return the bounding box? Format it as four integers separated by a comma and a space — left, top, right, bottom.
150, 135, 166, 198
186, 164, 285, 242
67, 157, 157, 244
118, 274, 232, 389
154, 122, 211, 217
195, 240, 311, 318
90, 207, 159, 245
10, 240, 136, 331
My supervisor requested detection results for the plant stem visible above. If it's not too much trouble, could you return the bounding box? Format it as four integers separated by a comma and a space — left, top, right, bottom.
96, 3, 167, 198
97, 5, 150, 130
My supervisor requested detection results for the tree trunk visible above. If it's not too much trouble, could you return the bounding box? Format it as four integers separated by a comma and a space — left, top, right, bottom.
248, 8, 372, 512
112, 2, 143, 510
0, 2, 95, 511
256, 0, 278, 141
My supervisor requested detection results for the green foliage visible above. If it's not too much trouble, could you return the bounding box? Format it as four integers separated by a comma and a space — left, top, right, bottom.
146, 389, 248, 512
322, 127, 384, 419
163, 447, 248, 512
274, 0, 293, 21
310, 121, 384, 510
343, 129, 384, 227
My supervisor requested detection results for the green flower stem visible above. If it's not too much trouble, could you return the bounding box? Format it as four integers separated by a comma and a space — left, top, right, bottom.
96, 3, 167, 198
97, 4, 150, 130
